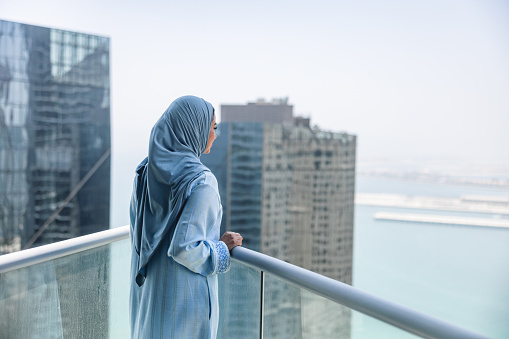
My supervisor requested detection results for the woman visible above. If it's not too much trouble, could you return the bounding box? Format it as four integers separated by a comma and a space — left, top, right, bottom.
129, 95, 243, 339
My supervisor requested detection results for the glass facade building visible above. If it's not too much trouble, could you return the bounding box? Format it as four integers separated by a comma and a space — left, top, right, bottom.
0, 19, 110, 338
0, 19, 110, 252
202, 99, 356, 338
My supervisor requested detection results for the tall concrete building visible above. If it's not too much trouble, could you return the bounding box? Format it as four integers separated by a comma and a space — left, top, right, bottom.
0, 20, 110, 338
202, 98, 356, 338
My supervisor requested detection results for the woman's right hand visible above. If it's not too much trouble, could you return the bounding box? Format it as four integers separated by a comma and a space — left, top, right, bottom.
219, 232, 243, 251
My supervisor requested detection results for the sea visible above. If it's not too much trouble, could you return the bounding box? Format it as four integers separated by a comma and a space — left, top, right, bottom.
351, 175, 509, 339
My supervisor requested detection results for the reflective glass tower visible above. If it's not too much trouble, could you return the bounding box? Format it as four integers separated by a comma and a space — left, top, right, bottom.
0, 19, 110, 252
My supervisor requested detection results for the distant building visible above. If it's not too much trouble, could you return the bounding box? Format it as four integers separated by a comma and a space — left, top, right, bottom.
0, 19, 110, 338
203, 98, 356, 338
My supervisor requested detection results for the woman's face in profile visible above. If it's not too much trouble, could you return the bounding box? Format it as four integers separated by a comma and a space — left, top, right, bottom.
203, 114, 217, 154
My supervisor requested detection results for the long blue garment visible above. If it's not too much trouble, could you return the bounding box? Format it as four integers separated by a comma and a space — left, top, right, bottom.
129, 96, 230, 338
130, 172, 229, 338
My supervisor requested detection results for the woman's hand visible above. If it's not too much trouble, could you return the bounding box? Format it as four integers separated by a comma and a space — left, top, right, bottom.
219, 232, 243, 251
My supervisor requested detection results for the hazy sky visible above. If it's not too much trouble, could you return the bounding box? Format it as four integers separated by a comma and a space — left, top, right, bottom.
2, 0, 509, 226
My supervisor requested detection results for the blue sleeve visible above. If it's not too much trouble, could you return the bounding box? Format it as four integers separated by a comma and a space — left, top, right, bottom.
167, 184, 230, 275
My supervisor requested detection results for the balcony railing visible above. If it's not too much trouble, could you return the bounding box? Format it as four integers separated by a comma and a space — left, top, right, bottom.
0, 226, 488, 339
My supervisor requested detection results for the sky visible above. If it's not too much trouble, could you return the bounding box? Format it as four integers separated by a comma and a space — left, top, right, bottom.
2, 0, 509, 226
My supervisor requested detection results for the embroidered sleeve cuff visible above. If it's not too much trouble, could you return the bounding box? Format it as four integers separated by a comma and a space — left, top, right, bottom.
214, 241, 230, 274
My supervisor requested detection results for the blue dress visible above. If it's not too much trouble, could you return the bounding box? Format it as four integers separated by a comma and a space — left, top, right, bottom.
129, 172, 230, 339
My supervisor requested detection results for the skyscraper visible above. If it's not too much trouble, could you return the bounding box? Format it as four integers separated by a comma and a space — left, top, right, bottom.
0, 19, 110, 338
203, 98, 356, 338
0, 19, 110, 252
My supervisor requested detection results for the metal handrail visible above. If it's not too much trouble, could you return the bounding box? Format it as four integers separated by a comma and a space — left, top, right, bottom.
0, 226, 488, 339
0, 225, 130, 274
231, 246, 488, 339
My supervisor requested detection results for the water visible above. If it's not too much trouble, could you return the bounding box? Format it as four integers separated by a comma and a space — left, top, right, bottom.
352, 175, 509, 339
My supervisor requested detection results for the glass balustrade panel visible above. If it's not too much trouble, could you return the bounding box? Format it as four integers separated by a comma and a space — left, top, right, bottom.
218, 260, 262, 339
0, 243, 114, 339
263, 273, 419, 339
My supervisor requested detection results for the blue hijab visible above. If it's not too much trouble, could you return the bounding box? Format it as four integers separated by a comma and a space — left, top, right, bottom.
130, 95, 215, 286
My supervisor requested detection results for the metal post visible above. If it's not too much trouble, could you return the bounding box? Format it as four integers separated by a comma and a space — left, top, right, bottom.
259, 271, 265, 339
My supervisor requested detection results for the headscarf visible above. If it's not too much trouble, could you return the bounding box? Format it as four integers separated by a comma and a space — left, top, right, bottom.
130, 95, 215, 286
